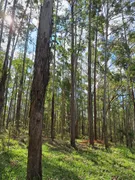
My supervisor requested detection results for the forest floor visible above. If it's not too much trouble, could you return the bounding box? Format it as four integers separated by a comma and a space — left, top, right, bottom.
0, 135, 135, 180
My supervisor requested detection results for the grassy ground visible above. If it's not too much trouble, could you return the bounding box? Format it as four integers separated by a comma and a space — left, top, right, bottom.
0, 137, 135, 180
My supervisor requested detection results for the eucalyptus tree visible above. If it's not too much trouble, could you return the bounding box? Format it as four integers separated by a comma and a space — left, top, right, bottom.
2, 1, 33, 128
70, 0, 76, 147
16, 2, 32, 132
27, 0, 53, 179
0, 0, 17, 127
51, 0, 59, 141
121, 0, 135, 147
102, 0, 109, 149
93, 0, 101, 141
88, 0, 94, 146
109, 0, 135, 146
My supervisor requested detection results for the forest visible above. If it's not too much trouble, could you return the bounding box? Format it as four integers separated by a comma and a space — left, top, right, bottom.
0, 0, 135, 179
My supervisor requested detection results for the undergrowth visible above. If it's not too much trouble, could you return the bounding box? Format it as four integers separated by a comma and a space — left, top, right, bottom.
0, 136, 135, 180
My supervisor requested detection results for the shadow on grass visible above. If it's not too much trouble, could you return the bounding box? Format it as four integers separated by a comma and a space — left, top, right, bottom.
78, 150, 99, 165
45, 140, 74, 154
42, 158, 81, 180
0, 151, 26, 180
45, 140, 107, 166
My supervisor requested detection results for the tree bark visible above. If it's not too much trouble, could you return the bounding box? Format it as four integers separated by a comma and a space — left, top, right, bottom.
70, 0, 76, 148
23, 77, 31, 127
103, 0, 109, 149
88, 0, 94, 146
51, 0, 59, 141
94, 20, 98, 141
51, 94, 55, 140
27, 0, 53, 179
61, 89, 65, 139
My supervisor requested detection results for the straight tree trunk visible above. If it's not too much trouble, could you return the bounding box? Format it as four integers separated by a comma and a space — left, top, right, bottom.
2, 3, 30, 125
94, 21, 98, 141
61, 89, 65, 139
51, 94, 55, 140
51, 0, 59, 141
16, 8, 32, 132
97, 85, 100, 139
122, 4, 132, 148
113, 108, 116, 144
81, 108, 85, 136
23, 78, 31, 127
103, 0, 109, 149
0, 0, 17, 122
74, 20, 77, 139
88, 0, 94, 146
74, 19, 84, 139
70, 0, 76, 148
109, 109, 112, 142
12, 76, 18, 125
3, 35, 16, 127
6, 75, 17, 129
27, 0, 53, 179
108, 83, 112, 142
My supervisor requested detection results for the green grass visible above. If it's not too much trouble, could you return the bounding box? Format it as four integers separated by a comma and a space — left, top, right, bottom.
0, 138, 135, 180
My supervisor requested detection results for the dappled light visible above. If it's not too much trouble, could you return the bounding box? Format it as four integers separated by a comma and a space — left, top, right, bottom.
0, 0, 135, 179
5, 15, 13, 25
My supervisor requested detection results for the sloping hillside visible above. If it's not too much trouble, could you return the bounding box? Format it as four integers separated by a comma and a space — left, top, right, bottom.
0, 138, 135, 180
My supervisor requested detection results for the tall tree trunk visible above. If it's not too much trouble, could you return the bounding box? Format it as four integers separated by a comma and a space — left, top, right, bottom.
109, 109, 112, 142
6, 75, 17, 129
51, 0, 59, 141
113, 108, 116, 145
74, 18, 84, 139
97, 85, 101, 139
88, 0, 94, 146
70, 0, 76, 148
103, 0, 109, 149
27, 0, 53, 179
3, 2, 30, 126
23, 78, 31, 127
94, 20, 98, 141
51, 94, 55, 140
122, 3, 132, 148
16, 8, 32, 132
3, 35, 16, 127
81, 107, 85, 136
12, 76, 18, 125
74, 19, 77, 139
61, 89, 65, 139
108, 83, 112, 142
0, 0, 17, 127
